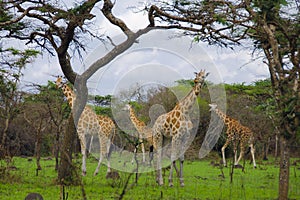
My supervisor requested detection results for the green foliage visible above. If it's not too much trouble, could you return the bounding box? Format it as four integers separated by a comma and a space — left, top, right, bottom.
174, 0, 192, 6
0, 48, 39, 73
213, 14, 228, 26
224, 79, 272, 98
128, 101, 149, 123
93, 94, 112, 106
129, 101, 143, 111
94, 106, 112, 118
91, 95, 113, 117
0, 2, 26, 34
175, 79, 194, 87
253, 0, 288, 13
0, 47, 37, 122
24, 81, 71, 120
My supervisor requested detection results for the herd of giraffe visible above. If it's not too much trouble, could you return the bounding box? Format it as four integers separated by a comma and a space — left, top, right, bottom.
55, 69, 257, 187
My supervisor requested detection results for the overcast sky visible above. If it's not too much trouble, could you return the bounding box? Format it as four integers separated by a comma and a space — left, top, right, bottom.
20, 0, 270, 96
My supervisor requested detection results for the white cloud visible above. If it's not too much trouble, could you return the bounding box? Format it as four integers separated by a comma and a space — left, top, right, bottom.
21, 55, 62, 87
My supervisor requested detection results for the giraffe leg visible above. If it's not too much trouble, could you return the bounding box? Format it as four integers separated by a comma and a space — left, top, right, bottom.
235, 144, 245, 166
221, 138, 231, 167
173, 161, 179, 177
140, 139, 146, 164
88, 135, 93, 155
131, 144, 138, 164
156, 147, 163, 185
94, 153, 103, 176
169, 160, 176, 187
250, 143, 257, 168
178, 133, 188, 187
106, 138, 112, 173
82, 152, 87, 176
155, 133, 163, 186
78, 129, 87, 176
168, 137, 178, 187
233, 142, 238, 165
179, 154, 184, 187
94, 135, 107, 176
149, 145, 154, 166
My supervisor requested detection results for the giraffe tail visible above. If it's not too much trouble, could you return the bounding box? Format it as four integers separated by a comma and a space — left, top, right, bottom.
111, 125, 116, 144
107, 125, 117, 158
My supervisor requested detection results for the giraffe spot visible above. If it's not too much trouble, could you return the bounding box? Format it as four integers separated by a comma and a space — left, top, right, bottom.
166, 117, 170, 123
164, 124, 169, 132
175, 121, 180, 129
172, 127, 177, 135
171, 118, 177, 124
175, 111, 180, 118
170, 112, 175, 118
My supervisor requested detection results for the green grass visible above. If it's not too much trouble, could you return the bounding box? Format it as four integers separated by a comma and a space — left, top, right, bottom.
0, 155, 300, 199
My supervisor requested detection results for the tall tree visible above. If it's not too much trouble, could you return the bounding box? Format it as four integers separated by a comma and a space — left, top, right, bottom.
147, 0, 299, 198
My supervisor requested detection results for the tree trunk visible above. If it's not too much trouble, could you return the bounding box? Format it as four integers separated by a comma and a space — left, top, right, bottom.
278, 137, 290, 200
58, 115, 76, 185
275, 134, 278, 159
35, 119, 43, 173
35, 139, 42, 173
263, 137, 270, 160
0, 116, 10, 158
55, 127, 60, 171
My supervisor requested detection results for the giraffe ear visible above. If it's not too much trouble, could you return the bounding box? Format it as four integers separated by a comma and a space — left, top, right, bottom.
56, 75, 63, 81
205, 72, 210, 77
208, 103, 217, 111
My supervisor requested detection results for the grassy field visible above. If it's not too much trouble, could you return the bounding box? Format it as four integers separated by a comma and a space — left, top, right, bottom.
0, 155, 300, 200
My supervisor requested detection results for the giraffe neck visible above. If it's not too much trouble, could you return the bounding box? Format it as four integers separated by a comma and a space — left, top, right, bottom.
176, 82, 202, 114
61, 84, 75, 109
214, 108, 232, 125
129, 107, 145, 130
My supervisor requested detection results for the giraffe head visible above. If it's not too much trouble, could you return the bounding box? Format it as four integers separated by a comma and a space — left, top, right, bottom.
208, 103, 218, 112
194, 70, 209, 85
193, 69, 209, 95
55, 76, 64, 89
55, 76, 75, 108
122, 103, 132, 111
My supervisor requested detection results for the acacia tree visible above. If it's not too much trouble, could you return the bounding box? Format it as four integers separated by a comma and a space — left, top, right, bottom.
146, 0, 299, 198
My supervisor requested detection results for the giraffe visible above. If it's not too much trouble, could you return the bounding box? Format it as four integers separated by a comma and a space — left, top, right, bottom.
208, 103, 256, 168
152, 70, 208, 187
55, 76, 115, 176
124, 104, 156, 164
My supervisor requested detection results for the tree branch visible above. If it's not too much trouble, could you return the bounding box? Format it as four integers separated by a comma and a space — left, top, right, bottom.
101, 0, 133, 36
